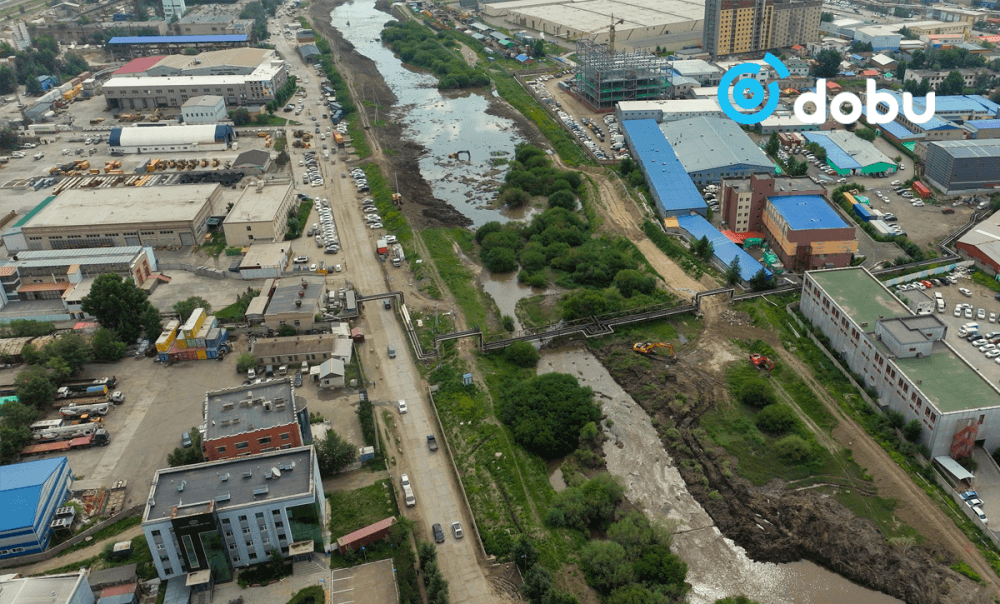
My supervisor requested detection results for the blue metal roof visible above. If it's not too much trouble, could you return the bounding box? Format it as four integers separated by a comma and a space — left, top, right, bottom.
879, 119, 918, 140
769, 195, 849, 231
802, 132, 862, 170
0, 457, 67, 532
622, 120, 705, 215
676, 214, 770, 281
108, 35, 248, 44
967, 119, 1000, 130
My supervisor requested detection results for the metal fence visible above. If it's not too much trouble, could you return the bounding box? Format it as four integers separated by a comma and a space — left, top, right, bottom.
0, 505, 143, 569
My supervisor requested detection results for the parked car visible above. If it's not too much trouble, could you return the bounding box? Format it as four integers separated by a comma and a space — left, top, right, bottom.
451, 522, 464, 539
181, 432, 192, 448
960, 288, 972, 297
398, 399, 408, 414
432, 523, 445, 543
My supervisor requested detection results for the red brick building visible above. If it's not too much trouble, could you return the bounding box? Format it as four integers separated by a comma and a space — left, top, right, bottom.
720, 172, 826, 233
956, 218, 1000, 276
202, 378, 308, 461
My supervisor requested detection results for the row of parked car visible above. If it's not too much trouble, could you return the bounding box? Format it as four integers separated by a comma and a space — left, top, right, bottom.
301, 150, 325, 188
956, 325, 1000, 362
342, 166, 370, 193
960, 490, 989, 525
311, 196, 340, 254
360, 194, 384, 230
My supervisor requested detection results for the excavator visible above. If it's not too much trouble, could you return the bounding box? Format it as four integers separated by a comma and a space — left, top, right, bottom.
632, 342, 673, 357
448, 150, 471, 161
750, 353, 775, 372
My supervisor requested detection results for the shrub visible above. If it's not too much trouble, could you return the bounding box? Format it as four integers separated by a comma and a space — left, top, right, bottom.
903, 419, 923, 443
548, 189, 576, 210
736, 379, 777, 408
504, 341, 539, 368
499, 373, 601, 458
755, 404, 798, 435
774, 435, 814, 463
577, 540, 633, 593
483, 246, 518, 273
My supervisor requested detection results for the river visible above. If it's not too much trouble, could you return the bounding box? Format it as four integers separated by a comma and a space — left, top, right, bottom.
331, 0, 524, 227
540, 349, 903, 604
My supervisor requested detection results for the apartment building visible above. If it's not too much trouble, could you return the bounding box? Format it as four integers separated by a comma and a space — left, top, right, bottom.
703, 0, 822, 57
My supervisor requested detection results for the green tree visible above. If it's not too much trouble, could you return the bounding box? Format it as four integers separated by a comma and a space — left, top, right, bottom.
715, 597, 761, 604
2, 319, 56, 337
140, 306, 163, 342
725, 257, 742, 285
25, 76, 43, 96
613, 269, 655, 298
521, 565, 552, 604
172, 297, 211, 322
499, 372, 601, 458
765, 132, 780, 157
813, 49, 841, 78
755, 404, 798, 434
578, 540, 633, 593
855, 127, 878, 142
820, 11, 834, 21
167, 426, 203, 466
277, 324, 297, 336
237, 353, 258, 373
893, 7, 909, 17
903, 419, 923, 443
81, 274, 159, 344
607, 511, 671, 557
632, 544, 687, 588
619, 157, 635, 176
315, 429, 357, 476
775, 434, 814, 462
505, 341, 540, 368
545, 474, 625, 531
532, 39, 545, 58
499, 187, 531, 208
885, 409, 906, 429
548, 190, 576, 211
0, 66, 16, 95
938, 70, 966, 95
748, 268, 772, 291
231, 107, 252, 126
483, 246, 518, 273
606, 585, 671, 604
806, 142, 826, 161
91, 328, 127, 362
512, 535, 538, 570
737, 379, 776, 408
44, 334, 92, 374
15, 367, 56, 409
0, 400, 39, 463
0, 127, 18, 152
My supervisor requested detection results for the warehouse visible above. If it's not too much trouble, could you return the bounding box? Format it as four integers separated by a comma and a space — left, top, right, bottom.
924, 140, 1000, 196
956, 216, 1000, 275
615, 99, 725, 123
252, 332, 354, 367
223, 181, 296, 246
802, 130, 897, 176
965, 119, 1000, 140
181, 95, 227, 124
761, 195, 858, 271
202, 378, 309, 462
0, 457, 73, 560
262, 276, 327, 333
14, 185, 218, 251
0, 572, 94, 604
107, 35, 249, 60
238, 242, 289, 279
659, 117, 774, 185
621, 119, 706, 217
142, 447, 326, 582
802, 267, 1000, 459
103, 60, 287, 110
675, 214, 770, 283
481, 0, 705, 52
108, 124, 235, 154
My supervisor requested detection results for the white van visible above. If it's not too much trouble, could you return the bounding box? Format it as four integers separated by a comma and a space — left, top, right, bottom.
973, 506, 988, 524
403, 484, 416, 507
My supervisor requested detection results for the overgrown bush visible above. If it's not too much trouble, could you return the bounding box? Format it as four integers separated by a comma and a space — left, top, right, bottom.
499, 372, 601, 458
736, 378, 777, 408
755, 404, 798, 435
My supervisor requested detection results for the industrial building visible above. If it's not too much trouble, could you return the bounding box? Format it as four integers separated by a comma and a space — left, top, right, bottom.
621, 119, 707, 217
659, 117, 774, 185
574, 41, 672, 110
669, 59, 722, 86
703, 0, 822, 57
103, 49, 287, 110
0, 457, 73, 560
232, 149, 273, 174
175, 4, 254, 37
481, 0, 705, 53
162, 0, 186, 20
155, 308, 228, 361
181, 95, 227, 124
0, 572, 94, 604
4, 185, 218, 252
761, 195, 857, 271
315, 358, 346, 389
252, 332, 354, 368
905, 68, 981, 91
202, 379, 309, 462
719, 172, 825, 233
801, 267, 1000, 459
108, 35, 250, 61
965, 120, 1000, 140
142, 447, 326, 583
853, 20, 972, 52
925, 139, 1000, 196
108, 124, 236, 153
223, 181, 296, 246
0, 247, 155, 308
263, 276, 327, 332
802, 130, 897, 176
865, 90, 971, 143
956, 216, 1000, 276
238, 242, 289, 280
616, 98, 725, 123
675, 214, 770, 282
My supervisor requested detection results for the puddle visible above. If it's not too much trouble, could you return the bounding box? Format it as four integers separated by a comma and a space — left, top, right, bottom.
480, 271, 557, 332
548, 464, 567, 492
540, 348, 903, 604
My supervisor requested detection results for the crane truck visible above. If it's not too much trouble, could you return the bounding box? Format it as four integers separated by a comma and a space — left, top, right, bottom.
60, 402, 111, 418
21, 429, 110, 456
33, 423, 104, 442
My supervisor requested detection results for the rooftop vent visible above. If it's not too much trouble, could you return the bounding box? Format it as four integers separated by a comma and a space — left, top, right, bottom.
242, 470, 252, 479
223, 402, 235, 410
253, 486, 269, 496
221, 473, 230, 482
216, 493, 230, 503
177, 480, 186, 492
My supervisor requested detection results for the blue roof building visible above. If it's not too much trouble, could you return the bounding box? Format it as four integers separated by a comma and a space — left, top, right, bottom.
966, 119, 1000, 139
0, 457, 72, 559
621, 120, 706, 217
762, 195, 858, 272
676, 214, 771, 282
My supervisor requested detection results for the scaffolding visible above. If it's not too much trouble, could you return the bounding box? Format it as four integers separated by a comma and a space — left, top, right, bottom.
574, 40, 672, 111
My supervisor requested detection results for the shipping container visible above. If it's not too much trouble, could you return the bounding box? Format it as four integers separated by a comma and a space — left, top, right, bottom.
853, 203, 873, 222
912, 181, 931, 199
869, 219, 894, 237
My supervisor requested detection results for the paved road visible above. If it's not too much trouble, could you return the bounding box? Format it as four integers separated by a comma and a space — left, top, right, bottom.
271, 12, 496, 604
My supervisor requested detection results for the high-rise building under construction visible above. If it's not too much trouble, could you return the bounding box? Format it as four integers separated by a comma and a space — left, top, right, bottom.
703, 0, 821, 57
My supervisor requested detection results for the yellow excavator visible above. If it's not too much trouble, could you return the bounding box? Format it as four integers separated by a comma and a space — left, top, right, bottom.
632, 342, 673, 356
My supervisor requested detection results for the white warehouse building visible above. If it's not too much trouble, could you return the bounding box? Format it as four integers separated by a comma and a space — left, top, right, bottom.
108, 124, 236, 153
801, 267, 1000, 460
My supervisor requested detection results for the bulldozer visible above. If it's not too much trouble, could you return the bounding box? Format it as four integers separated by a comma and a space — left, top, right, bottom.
749, 353, 775, 372
632, 342, 674, 357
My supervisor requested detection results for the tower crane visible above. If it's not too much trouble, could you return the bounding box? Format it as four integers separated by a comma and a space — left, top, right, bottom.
569, 15, 626, 54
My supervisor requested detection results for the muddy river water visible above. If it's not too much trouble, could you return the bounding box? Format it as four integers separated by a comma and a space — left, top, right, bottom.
541, 349, 902, 604
331, 0, 524, 227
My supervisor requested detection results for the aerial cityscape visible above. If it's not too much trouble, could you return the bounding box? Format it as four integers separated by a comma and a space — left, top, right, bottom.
2, 0, 1000, 603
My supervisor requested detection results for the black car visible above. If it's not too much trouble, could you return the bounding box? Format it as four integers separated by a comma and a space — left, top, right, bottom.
432, 523, 445, 543
994, 293, 1000, 302
294, 372, 303, 387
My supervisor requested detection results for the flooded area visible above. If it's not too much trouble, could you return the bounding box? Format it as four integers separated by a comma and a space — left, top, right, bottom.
480, 271, 556, 332
540, 348, 903, 604
330, 1, 524, 227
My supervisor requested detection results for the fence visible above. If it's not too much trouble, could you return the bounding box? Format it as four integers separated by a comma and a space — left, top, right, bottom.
930, 465, 1000, 549
157, 262, 232, 280
0, 504, 143, 569
880, 260, 974, 288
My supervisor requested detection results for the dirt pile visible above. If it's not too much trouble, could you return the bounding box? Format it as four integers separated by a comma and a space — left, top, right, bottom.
591, 343, 993, 604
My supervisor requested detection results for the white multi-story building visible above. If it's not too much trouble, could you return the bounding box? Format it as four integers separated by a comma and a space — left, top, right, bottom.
142, 447, 326, 583
162, 0, 186, 20
181, 95, 227, 124
801, 267, 1000, 459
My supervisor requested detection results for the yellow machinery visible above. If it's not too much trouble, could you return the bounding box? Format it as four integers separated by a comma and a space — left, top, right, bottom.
632, 342, 673, 356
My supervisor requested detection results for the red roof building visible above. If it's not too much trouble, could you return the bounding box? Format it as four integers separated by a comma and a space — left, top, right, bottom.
113, 56, 165, 76
336, 517, 396, 551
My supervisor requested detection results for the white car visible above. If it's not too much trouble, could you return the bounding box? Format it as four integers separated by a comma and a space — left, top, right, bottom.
397, 399, 407, 414
987, 350, 1000, 359
954, 307, 963, 317
966, 308, 974, 319
979, 308, 987, 320
400, 473, 410, 487
309, 263, 317, 272
369, 223, 383, 229
960, 288, 973, 297
293, 256, 309, 264
385, 235, 398, 244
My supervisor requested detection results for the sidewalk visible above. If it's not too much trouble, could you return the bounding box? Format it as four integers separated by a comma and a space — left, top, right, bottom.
10, 525, 145, 576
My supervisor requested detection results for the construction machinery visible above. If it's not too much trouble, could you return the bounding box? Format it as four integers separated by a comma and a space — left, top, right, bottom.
632, 342, 673, 356
750, 353, 775, 372
448, 150, 471, 161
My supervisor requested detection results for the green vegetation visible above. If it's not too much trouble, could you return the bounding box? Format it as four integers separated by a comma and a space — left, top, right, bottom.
199, 231, 227, 257
238, 549, 292, 588
172, 297, 211, 323
0, 400, 38, 463
492, 72, 589, 165
82, 274, 162, 344
499, 372, 602, 458
216, 287, 261, 322
362, 163, 412, 255
167, 426, 203, 467
972, 270, 1000, 293
951, 561, 983, 583
422, 229, 492, 330
327, 480, 397, 539
58, 516, 141, 556
285, 586, 326, 604
91, 328, 127, 362
345, 113, 371, 159
239, 0, 280, 40
641, 220, 712, 280
417, 541, 451, 604
381, 20, 489, 89
0, 319, 56, 338
285, 200, 313, 239
237, 353, 258, 373
315, 429, 357, 477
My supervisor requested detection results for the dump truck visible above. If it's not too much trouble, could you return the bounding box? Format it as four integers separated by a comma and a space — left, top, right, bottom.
21, 428, 110, 456
60, 402, 111, 418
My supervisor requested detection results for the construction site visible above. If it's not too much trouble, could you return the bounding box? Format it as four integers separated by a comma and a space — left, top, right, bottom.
574, 40, 673, 111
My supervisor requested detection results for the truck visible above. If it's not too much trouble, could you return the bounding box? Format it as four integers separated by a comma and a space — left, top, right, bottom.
33, 423, 104, 443
391, 243, 404, 267
60, 403, 111, 418
427, 435, 438, 452
56, 385, 107, 400
21, 428, 110, 456
376, 238, 388, 255
61, 377, 116, 391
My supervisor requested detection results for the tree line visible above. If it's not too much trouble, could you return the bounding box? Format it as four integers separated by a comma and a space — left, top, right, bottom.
380, 20, 489, 90
0, 36, 90, 96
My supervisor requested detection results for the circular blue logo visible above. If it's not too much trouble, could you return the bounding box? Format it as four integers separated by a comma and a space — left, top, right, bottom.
716, 54, 789, 126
